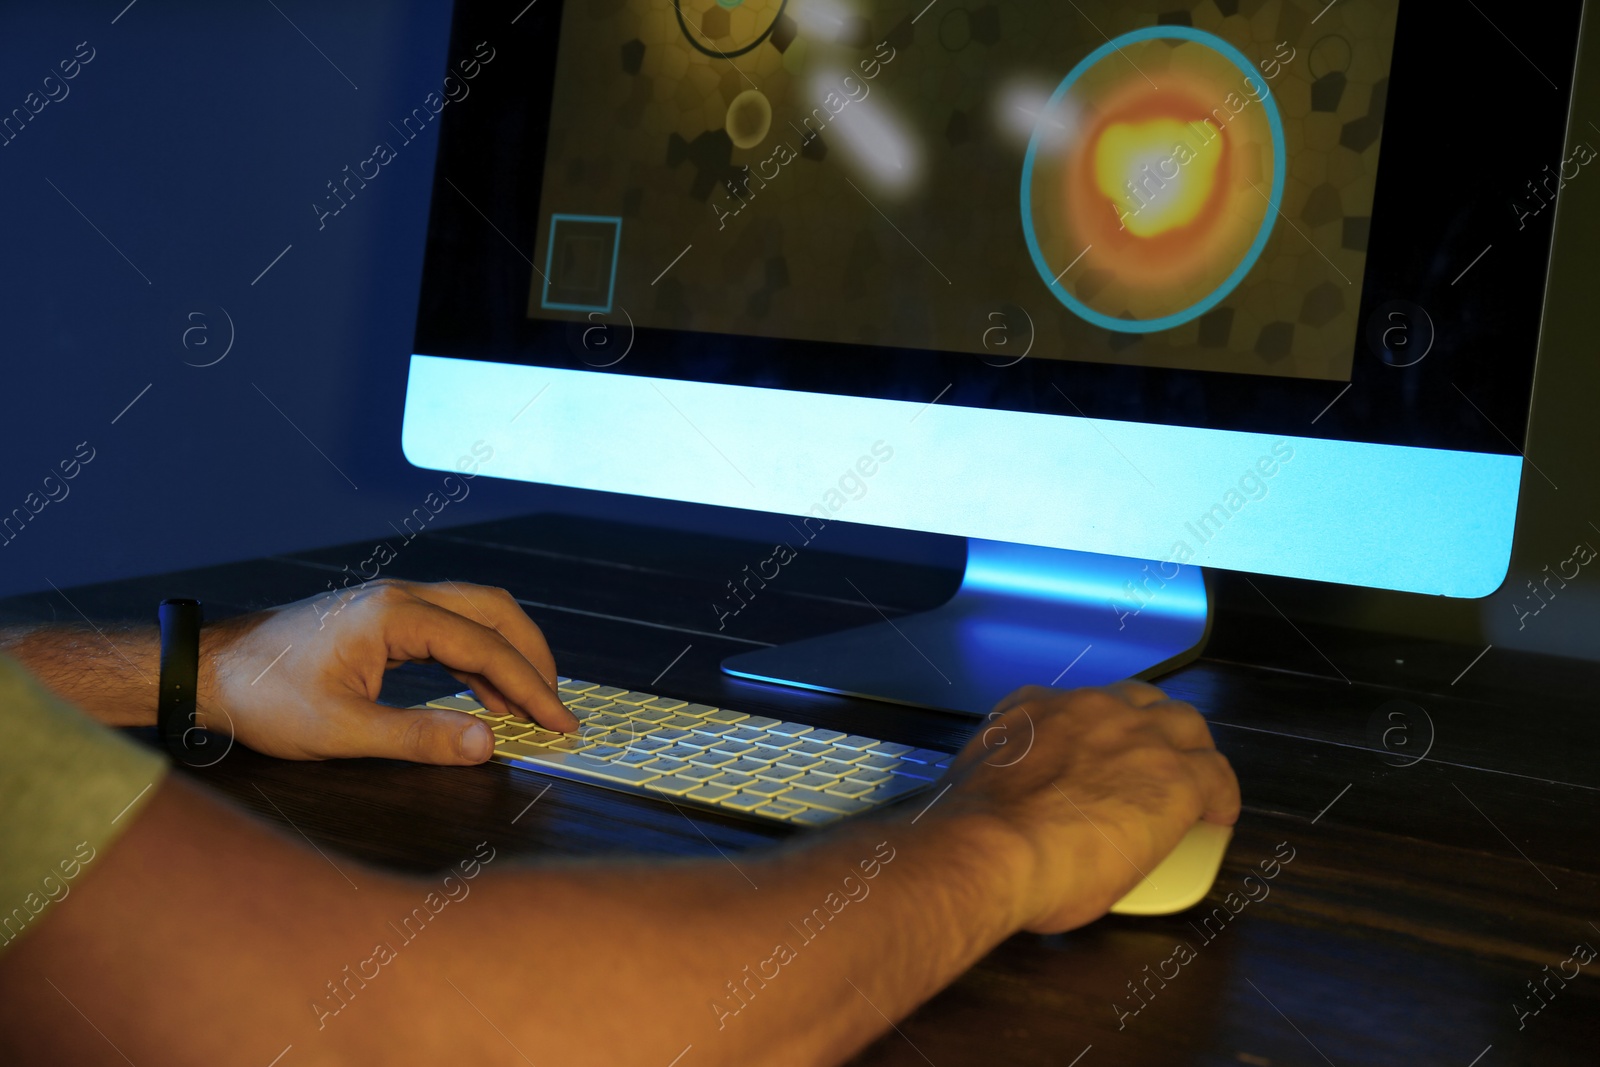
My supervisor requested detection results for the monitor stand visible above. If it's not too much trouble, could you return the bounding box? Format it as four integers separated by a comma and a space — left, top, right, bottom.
722, 539, 1212, 716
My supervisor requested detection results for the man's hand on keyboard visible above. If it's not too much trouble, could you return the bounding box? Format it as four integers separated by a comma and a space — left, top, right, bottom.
935, 681, 1240, 934
196, 579, 576, 763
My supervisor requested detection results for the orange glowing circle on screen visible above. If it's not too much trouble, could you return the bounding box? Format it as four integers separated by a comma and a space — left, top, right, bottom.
1021, 28, 1285, 332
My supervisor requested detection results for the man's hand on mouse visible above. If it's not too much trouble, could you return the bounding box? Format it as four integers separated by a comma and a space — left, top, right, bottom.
926, 681, 1240, 934
193, 579, 575, 764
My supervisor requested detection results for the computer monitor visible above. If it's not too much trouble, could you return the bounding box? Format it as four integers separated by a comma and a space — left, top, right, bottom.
402, 0, 1586, 715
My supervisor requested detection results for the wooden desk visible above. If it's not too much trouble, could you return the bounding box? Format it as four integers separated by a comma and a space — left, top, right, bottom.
6, 515, 1596, 1065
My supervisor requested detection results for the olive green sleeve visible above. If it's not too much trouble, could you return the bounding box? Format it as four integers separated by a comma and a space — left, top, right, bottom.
0, 653, 167, 955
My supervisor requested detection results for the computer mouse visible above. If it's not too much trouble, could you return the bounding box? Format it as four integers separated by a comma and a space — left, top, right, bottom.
1108, 821, 1234, 916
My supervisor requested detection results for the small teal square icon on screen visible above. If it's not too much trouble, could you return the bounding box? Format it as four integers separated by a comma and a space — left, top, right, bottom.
541, 215, 622, 314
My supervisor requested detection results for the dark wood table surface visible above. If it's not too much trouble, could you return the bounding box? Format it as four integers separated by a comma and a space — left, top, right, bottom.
6, 514, 1596, 1066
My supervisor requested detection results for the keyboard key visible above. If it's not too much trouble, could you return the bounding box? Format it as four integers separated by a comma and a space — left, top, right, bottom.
857, 753, 903, 772
790, 808, 843, 827
546, 737, 583, 753
644, 775, 701, 796
859, 776, 928, 803
519, 729, 566, 747
616, 749, 659, 766
590, 686, 628, 699
750, 738, 800, 755
873, 742, 914, 758
610, 691, 653, 705
765, 722, 813, 737
744, 779, 792, 797
792, 772, 837, 791
723, 758, 770, 777
650, 758, 691, 775
891, 763, 940, 782
807, 729, 846, 745
902, 748, 952, 766
582, 745, 626, 761
752, 765, 803, 783
834, 735, 881, 751
686, 784, 737, 803
426, 694, 485, 713
670, 735, 715, 751
630, 737, 674, 753
845, 769, 891, 786
686, 751, 735, 768
718, 792, 771, 812
690, 721, 737, 737
808, 762, 854, 779
703, 708, 748, 724
756, 800, 807, 818
825, 779, 876, 798
725, 726, 768, 744
780, 788, 873, 815
661, 744, 707, 762
558, 679, 598, 694
790, 740, 833, 757
819, 750, 867, 766
632, 707, 675, 723
709, 772, 756, 789
501, 748, 662, 785
663, 716, 702, 729
566, 755, 663, 783
676, 764, 723, 782
775, 756, 822, 774
744, 715, 781, 730
569, 696, 616, 711
680, 703, 719, 717
493, 738, 551, 761
642, 697, 687, 712
708, 743, 755, 759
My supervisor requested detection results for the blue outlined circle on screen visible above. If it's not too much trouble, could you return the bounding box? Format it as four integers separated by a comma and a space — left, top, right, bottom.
1020, 26, 1287, 334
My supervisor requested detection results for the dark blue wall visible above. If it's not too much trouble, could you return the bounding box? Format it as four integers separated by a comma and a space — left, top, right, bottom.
0, 1, 949, 603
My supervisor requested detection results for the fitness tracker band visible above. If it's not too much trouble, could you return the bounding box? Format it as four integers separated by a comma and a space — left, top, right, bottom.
157, 598, 203, 757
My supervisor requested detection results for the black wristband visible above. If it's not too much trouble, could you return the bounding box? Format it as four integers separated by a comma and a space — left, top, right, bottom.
157, 598, 203, 758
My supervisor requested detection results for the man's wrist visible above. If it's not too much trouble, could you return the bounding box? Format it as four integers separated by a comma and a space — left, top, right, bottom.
194, 619, 240, 733
907, 802, 1041, 940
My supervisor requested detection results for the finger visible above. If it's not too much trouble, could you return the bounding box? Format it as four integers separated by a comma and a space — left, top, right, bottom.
443, 670, 523, 721
1184, 748, 1242, 825
1099, 679, 1170, 708
330, 699, 495, 765
404, 581, 560, 687
1143, 699, 1217, 751
442, 668, 541, 726
445, 670, 514, 718
387, 598, 577, 732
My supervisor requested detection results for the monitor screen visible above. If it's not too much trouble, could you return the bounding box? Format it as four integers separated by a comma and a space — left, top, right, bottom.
528, 3, 1395, 386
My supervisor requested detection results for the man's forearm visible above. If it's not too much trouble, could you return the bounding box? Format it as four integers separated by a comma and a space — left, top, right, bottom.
0, 624, 160, 727
0, 620, 251, 730
420, 809, 1031, 1065
0, 773, 1036, 1067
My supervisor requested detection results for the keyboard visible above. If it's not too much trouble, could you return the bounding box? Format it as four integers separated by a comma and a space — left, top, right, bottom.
412, 677, 952, 826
